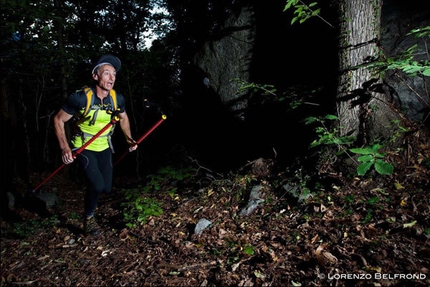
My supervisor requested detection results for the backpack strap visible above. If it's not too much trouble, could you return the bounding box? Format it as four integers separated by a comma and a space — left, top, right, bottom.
82, 86, 95, 118
109, 89, 117, 111
106, 89, 118, 153
81, 86, 117, 124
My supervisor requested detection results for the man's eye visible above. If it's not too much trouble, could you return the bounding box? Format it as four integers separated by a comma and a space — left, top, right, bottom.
103, 72, 116, 77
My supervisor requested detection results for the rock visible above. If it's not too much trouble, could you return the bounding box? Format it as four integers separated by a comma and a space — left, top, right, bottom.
239, 184, 270, 216
194, 218, 212, 235
239, 198, 264, 216
36, 193, 59, 208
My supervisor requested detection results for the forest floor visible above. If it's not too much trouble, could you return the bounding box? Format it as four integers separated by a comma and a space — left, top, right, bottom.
1, 127, 430, 287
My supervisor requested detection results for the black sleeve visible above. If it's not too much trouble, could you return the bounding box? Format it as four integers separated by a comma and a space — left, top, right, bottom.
116, 92, 126, 113
61, 91, 86, 115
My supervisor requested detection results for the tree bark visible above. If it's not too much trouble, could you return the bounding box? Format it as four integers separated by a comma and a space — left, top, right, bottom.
336, 0, 398, 145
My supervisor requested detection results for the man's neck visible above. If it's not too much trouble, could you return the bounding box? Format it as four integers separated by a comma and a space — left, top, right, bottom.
95, 86, 109, 99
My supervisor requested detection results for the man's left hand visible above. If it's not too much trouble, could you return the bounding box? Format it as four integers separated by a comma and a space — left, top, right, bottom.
129, 144, 138, 152
127, 137, 137, 152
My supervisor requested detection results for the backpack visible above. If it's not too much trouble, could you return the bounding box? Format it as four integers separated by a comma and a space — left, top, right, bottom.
73, 86, 118, 152
81, 86, 118, 118
73, 86, 118, 126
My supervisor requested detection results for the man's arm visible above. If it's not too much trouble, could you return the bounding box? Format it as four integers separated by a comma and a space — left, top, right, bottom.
118, 111, 137, 151
54, 109, 74, 164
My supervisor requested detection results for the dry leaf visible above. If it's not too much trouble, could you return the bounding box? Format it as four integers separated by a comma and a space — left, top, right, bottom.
316, 243, 338, 268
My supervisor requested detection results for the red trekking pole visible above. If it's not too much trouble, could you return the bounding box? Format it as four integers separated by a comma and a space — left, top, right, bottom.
114, 114, 166, 166
32, 112, 121, 193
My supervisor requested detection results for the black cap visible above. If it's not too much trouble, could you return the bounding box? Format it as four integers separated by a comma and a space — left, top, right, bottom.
92, 54, 121, 74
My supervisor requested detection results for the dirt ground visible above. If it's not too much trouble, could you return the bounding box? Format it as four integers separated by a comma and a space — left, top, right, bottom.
1, 128, 430, 287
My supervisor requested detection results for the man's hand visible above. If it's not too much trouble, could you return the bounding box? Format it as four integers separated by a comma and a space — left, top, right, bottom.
127, 138, 138, 152
129, 144, 138, 152
61, 148, 74, 164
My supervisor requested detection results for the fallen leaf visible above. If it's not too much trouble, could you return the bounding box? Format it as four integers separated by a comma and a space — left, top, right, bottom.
403, 220, 417, 228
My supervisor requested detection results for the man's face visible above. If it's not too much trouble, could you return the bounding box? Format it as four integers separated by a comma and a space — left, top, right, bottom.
95, 64, 116, 91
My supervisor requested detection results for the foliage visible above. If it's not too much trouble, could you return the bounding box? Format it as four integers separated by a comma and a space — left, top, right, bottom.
120, 165, 196, 228
371, 26, 430, 77
389, 120, 410, 144
349, 144, 394, 176
3, 215, 59, 239
120, 186, 163, 228
408, 26, 430, 38
69, 212, 81, 220
304, 114, 355, 150
283, 0, 320, 25
233, 79, 278, 99
340, 188, 391, 224
224, 240, 255, 268
305, 114, 395, 176
242, 244, 255, 256
145, 165, 196, 197
372, 45, 430, 77
283, 0, 334, 28
293, 168, 312, 202
233, 81, 401, 178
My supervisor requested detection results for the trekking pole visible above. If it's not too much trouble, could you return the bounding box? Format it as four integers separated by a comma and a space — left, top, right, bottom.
114, 114, 167, 166
31, 111, 121, 193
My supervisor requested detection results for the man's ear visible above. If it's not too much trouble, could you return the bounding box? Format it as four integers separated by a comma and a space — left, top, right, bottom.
92, 74, 98, 80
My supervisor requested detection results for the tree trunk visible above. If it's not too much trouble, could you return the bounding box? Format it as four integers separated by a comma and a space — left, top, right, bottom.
336, 0, 399, 145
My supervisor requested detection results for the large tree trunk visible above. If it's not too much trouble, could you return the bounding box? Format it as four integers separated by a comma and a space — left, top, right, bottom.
336, 0, 399, 145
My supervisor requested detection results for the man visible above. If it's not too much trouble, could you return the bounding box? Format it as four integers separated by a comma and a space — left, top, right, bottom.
54, 54, 137, 236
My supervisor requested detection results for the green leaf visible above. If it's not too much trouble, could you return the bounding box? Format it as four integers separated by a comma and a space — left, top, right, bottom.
372, 152, 385, 159
350, 147, 373, 155
284, 2, 293, 11
423, 69, 430, 76
243, 244, 255, 255
304, 116, 318, 125
324, 114, 338, 120
403, 65, 422, 74
311, 10, 320, 16
357, 155, 373, 162
371, 143, 382, 151
374, 160, 394, 175
357, 162, 373, 176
